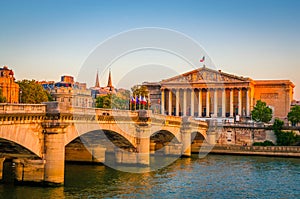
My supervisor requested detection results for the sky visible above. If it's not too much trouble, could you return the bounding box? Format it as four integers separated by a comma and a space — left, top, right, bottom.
0, 0, 299, 98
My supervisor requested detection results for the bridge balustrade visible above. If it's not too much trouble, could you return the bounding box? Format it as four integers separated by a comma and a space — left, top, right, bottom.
0, 104, 46, 114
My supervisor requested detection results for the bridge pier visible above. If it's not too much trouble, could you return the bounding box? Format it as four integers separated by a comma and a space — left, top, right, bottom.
181, 128, 191, 157
13, 159, 45, 183
164, 143, 183, 156
43, 125, 67, 185
136, 126, 151, 166
115, 148, 138, 164
137, 137, 150, 165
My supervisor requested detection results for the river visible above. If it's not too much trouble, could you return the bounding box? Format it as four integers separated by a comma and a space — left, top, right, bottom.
0, 154, 299, 198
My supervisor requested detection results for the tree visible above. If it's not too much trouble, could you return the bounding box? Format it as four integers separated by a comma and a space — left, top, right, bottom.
287, 105, 300, 126
251, 100, 272, 123
17, 80, 51, 104
275, 131, 297, 146
114, 89, 130, 110
95, 94, 112, 108
131, 85, 149, 97
0, 88, 6, 103
95, 89, 131, 109
272, 118, 284, 133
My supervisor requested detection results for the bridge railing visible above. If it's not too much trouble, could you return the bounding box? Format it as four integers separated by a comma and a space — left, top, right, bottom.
0, 103, 46, 114
44, 102, 140, 118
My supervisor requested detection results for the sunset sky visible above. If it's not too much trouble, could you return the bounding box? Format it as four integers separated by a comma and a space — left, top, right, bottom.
0, 0, 299, 98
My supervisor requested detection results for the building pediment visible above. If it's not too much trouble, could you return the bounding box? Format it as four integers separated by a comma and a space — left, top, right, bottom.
161, 67, 251, 84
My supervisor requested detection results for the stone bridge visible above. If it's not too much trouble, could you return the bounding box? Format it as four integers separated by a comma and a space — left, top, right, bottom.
0, 102, 208, 185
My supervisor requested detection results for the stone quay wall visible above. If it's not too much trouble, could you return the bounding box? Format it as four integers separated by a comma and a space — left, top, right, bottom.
201, 145, 300, 158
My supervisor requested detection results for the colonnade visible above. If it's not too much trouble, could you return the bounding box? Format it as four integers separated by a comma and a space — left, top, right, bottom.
161, 87, 252, 118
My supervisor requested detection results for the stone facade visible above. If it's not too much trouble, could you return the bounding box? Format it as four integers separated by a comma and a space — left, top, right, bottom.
214, 126, 277, 146
143, 67, 294, 121
0, 66, 19, 103
40, 75, 93, 108
254, 80, 294, 120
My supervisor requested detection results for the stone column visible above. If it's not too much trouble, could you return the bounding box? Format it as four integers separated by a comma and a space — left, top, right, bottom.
161, 89, 165, 115
136, 125, 151, 166
213, 89, 218, 117
230, 89, 234, 117
168, 90, 172, 116
176, 89, 180, 116
238, 89, 242, 116
190, 89, 194, 117
183, 89, 187, 116
206, 89, 210, 117
250, 88, 254, 113
43, 125, 67, 185
181, 128, 191, 157
222, 89, 226, 117
246, 88, 250, 117
198, 89, 202, 117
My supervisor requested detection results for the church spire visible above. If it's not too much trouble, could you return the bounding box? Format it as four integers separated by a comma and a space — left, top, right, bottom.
107, 69, 113, 88
95, 70, 100, 88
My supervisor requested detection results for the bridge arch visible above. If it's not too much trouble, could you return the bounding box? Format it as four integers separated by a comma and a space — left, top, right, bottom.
66, 129, 137, 153
0, 138, 40, 158
150, 130, 181, 152
0, 124, 43, 158
64, 122, 137, 148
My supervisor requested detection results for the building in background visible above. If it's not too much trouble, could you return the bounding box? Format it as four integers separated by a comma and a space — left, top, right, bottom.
91, 70, 116, 102
0, 66, 19, 103
40, 75, 93, 108
143, 67, 294, 122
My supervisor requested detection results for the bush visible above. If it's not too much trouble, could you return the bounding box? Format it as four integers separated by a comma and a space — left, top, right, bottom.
275, 131, 297, 146
253, 140, 275, 146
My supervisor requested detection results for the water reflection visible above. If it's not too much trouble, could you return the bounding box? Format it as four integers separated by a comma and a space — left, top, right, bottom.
0, 155, 299, 198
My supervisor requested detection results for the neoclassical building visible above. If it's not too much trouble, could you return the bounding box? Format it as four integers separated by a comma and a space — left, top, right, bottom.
143, 67, 294, 121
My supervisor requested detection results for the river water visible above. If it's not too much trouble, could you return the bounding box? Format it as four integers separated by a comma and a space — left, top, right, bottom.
0, 154, 299, 198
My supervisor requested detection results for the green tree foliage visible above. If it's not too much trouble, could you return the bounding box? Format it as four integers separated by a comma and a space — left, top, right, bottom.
272, 118, 284, 133
95, 94, 111, 108
131, 85, 149, 97
95, 90, 130, 109
287, 105, 300, 126
275, 131, 297, 146
17, 80, 51, 104
114, 89, 130, 110
0, 88, 6, 103
251, 100, 273, 123
272, 118, 299, 146
253, 140, 275, 146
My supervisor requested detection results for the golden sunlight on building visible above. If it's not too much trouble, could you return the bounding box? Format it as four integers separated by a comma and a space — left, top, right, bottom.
0, 66, 19, 103
143, 67, 294, 122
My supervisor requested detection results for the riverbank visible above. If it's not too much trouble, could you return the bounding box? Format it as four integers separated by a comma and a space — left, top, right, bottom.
201, 145, 300, 158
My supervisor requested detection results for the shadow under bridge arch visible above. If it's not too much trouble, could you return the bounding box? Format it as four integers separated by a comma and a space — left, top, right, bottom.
150, 130, 181, 155
191, 131, 206, 153
65, 129, 137, 163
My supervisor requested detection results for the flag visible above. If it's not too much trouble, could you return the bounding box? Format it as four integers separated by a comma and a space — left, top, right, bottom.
200, 56, 205, 62
141, 96, 147, 105
136, 96, 140, 104
130, 96, 136, 104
